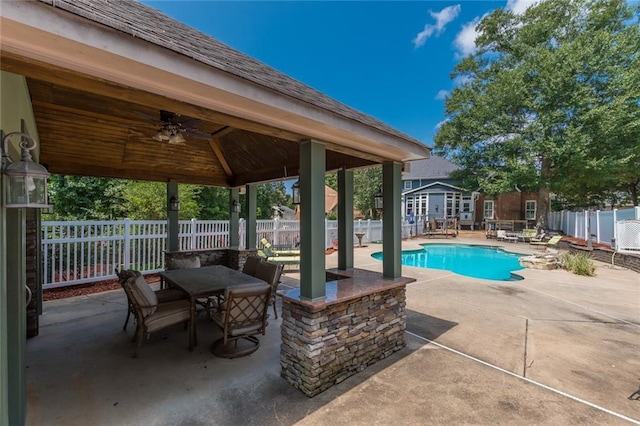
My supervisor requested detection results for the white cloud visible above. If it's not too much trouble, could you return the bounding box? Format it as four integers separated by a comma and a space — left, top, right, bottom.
506, 0, 541, 15
413, 4, 461, 48
435, 89, 450, 100
435, 119, 449, 130
453, 16, 482, 57
451, 1, 541, 58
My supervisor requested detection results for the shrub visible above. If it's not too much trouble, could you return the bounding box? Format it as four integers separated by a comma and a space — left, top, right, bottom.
561, 252, 596, 276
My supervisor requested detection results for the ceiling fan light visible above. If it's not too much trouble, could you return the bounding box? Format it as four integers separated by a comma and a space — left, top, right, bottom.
169, 132, 186, 144
152, 131, 166, 142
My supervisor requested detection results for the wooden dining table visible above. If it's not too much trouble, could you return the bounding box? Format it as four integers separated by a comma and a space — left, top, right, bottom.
159, 264, 265, 351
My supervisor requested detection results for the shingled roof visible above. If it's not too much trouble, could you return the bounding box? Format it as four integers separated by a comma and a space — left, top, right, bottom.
38, 0, 426, 148
403, 156, 460, 180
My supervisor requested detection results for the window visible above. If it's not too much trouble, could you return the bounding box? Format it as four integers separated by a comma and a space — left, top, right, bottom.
525, 200, 537, 220
483, 201, 494, 219
403, 181, 412, 190
461, 196, 472, 212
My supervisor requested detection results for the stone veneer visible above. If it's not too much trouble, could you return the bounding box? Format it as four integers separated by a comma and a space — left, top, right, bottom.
280, 269, 412, 397
164, 247, 257, 271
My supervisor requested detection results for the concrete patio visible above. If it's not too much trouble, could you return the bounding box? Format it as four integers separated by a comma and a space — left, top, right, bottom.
26, 238, 640, 425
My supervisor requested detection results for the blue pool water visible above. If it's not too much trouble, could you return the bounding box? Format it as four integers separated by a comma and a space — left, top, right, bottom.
372, 244, 524, 281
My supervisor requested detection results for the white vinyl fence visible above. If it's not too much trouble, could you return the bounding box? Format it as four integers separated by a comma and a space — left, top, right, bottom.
547, 207, 640, 253
42, 218, 390, 289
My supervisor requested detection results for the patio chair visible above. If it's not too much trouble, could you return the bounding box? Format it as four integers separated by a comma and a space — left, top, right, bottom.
242, 255, 263, 276
210, 283, 271, 358
122, 274, 191, 358
530, 235, 562, 249
518, 229, 538, 243
116, 269, 185, 331
254, 260, 284, 319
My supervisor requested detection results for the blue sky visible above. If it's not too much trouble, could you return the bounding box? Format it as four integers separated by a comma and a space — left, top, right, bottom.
143, 1, 536, 147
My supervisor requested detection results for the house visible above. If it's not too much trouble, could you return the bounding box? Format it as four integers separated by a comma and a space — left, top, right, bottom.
402, 157, 540, 230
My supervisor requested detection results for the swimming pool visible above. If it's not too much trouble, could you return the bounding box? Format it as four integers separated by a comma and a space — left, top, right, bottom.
371, 244, 524, 281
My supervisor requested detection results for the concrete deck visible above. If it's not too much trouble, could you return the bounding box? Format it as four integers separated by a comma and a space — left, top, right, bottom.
26, 237, 640, 425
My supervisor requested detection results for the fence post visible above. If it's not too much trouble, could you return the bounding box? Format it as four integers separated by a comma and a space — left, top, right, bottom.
367, 219, 371, 242
124, 218, 131, 270
274, 217, 280, 246
596, 210, 601, 243
635, 206, 640, 220
584, 210, 588, 241
325, 218, 329, 249
188, 218, 195, 249
239, 218, 245, 250
613, 209, 618, 245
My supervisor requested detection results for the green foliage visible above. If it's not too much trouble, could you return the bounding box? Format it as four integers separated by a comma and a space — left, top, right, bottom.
325, 173, 338, 191
46, 175, 126, 220
121, 181, 201, 220
255, 182, 289, 219
561, 252, 596, 276
197, 186, 230, 220
354, 166, 382, 219
435, 0, 640, 223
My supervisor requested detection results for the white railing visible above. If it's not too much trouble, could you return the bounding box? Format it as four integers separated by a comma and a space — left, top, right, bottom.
547, 207, 640, 250
42, 218, 390, 289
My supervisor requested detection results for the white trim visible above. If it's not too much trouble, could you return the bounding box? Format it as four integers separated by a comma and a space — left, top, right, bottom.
402, 181, 466, 196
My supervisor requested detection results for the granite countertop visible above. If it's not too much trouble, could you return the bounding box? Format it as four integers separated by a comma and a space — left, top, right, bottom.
280, 268, 414, 312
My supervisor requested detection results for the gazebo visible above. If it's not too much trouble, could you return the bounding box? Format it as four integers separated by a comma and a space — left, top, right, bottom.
0, 0, 429, 423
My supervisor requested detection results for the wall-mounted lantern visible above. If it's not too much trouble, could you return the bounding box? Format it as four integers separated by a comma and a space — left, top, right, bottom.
169, 196, 180, 211
292, 180, 300, 205
232, 198, 241, 213
374, 188, 383, 210
1, 132, 50, 208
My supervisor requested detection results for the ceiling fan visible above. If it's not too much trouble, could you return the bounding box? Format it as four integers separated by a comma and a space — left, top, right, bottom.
136, 110, 210, 145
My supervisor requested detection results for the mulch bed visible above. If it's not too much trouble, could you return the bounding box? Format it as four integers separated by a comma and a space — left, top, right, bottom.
43, 273, 161, 301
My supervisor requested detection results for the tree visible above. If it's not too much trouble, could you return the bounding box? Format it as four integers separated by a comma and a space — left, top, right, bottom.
46, 175, 126, 220
435, 0, 639, 228
255, 182, 289, 219
121, 181, 201, 220
197, 186, 231, 220
354, 166, 382, 219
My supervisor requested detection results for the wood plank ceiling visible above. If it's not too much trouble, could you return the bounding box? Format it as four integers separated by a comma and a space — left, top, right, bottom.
2, 52, 377, 187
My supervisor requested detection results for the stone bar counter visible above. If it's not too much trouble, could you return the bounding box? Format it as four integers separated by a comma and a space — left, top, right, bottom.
279, 268, 415, 397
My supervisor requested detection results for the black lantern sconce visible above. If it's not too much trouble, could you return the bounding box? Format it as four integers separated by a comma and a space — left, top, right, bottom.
1, 132, 50, 208
374, 188, 383, 210
232, 198, 241, 213
169, 196, 180, 212
291, 180, 300, 205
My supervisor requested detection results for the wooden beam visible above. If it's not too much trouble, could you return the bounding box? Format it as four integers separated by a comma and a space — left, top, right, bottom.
208, 127, 234, 177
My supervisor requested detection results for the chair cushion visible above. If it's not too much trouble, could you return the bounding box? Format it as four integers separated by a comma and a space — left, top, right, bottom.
117, 269, 141, 283
145, 300, 191, 333
128, 275, 159, 316
242, 256, 262, 276
255, 261, 278, 286
167, 256, 201, 270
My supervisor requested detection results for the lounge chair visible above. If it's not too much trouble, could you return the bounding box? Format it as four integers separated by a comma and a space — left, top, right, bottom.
530, 235, 562, 249
518, 229, 538, 242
